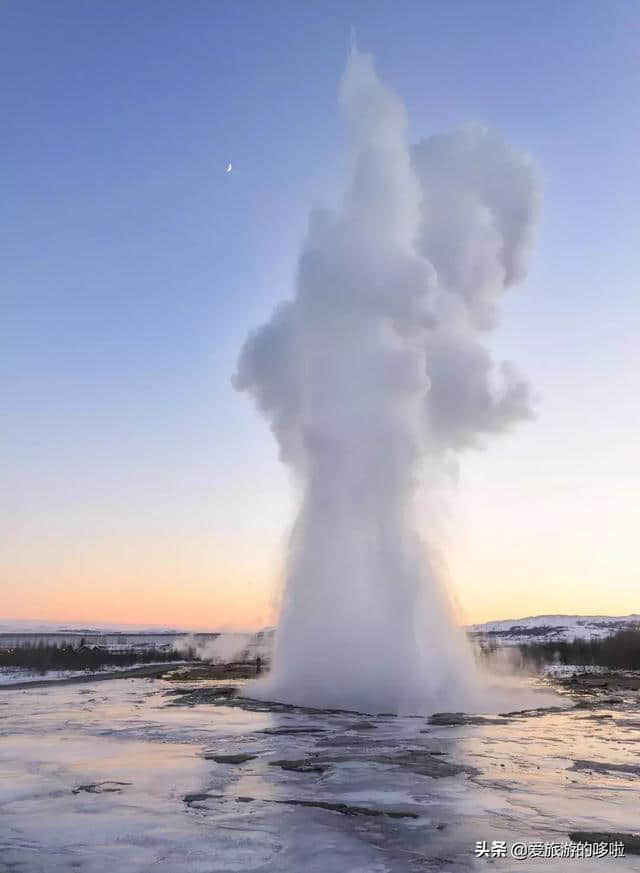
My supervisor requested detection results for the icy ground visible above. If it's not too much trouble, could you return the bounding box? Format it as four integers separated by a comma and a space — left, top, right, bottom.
0, 663, 184, 686
1, 677, 639, 872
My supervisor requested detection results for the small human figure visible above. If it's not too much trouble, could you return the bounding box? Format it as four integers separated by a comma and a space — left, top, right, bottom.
256, 655, 262, 675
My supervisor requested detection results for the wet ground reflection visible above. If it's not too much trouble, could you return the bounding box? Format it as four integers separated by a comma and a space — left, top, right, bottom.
0, 675, 639, 871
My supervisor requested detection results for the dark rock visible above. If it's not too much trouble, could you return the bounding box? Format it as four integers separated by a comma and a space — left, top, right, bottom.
373, 750, 477, 778
72, 781, 131, 795
269, 758, 328, 773
499, 706, 566, 718
259, 727, 327, 736
165, 685, 239, 706
580, 713, 614, 721
429, 712, 467, 726
276, 799, 418, 818
205, 753, 256, 764
182, 792, 224, 805
429, 712, 511, 726
570, 759, 640, 777
315, 735, 390, 749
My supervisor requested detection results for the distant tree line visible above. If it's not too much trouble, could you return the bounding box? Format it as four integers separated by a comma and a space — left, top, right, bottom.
0, 640, 200, 674
518, 627, 640, 671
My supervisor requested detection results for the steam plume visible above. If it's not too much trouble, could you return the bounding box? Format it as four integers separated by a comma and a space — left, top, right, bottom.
234, 47, 538, 713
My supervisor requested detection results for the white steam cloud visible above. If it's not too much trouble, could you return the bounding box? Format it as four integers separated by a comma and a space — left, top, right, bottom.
233, 47, 539, 714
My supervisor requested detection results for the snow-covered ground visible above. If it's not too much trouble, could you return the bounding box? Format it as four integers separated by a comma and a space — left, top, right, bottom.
468, 614, 640, 645
0, 662, 183, 686
542, 664, 608, 678
3, 614, 637, 661
0, 620, 197, 633
0, 666, 104, 686
0, 626, 274, 658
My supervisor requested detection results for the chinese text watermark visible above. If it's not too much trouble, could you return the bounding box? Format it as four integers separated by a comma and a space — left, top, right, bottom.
474, 839, 625, 860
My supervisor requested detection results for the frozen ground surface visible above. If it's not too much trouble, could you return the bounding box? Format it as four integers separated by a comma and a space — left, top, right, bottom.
0, 663, 183, 686
1, 676, 639, 872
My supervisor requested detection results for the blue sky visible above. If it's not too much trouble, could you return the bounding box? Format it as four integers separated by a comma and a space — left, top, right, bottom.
2, 1, 639, 626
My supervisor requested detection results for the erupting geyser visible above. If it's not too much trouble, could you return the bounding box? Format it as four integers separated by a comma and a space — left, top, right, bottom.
234, 46, 539, 714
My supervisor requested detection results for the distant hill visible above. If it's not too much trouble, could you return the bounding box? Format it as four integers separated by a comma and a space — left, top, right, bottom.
468, 614, 640, 645
4, 616, 638, 652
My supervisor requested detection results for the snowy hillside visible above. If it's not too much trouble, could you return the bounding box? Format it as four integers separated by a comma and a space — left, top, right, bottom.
468, 614, 640, 645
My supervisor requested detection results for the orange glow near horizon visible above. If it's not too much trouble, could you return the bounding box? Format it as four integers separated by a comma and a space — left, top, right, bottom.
2, 541, 281, 631
3, 467, 637, 630
2, 576, 277, 631
3, 549, 637, 630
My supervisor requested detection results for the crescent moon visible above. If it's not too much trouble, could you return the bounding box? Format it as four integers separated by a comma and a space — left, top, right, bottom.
226, 163, 233, 173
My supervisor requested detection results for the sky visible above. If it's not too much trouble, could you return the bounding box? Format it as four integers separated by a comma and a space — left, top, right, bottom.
2, 1, 639, 629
